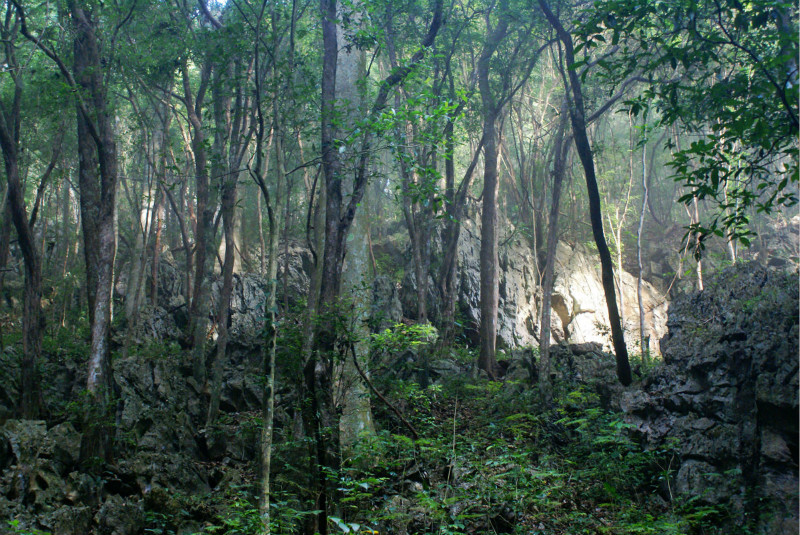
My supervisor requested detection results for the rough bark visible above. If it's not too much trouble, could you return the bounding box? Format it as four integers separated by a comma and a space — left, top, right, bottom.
0, 117, 43, 420
477, 3, 509, 378
206, 64, 234, 425
181, 59, 214, 386
0, 16, 48, 418
69, 1, 120, 464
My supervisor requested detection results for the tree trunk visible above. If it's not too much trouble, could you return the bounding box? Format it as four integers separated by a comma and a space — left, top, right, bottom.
438, 129, 484, 347
69, 2, 120, 465
538, 104, 569, 402
477, 6, 509, 378
206, 180, 236, 424
0, 198, 11, 310
206, 61, 235, 425
0, 126, 43, 419
181, 59, 214, 387
637, 135, 648, 361
540, 0, 631, 385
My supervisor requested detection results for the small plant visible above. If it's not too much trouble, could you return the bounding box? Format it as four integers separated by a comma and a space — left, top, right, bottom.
6, 520, 51, 535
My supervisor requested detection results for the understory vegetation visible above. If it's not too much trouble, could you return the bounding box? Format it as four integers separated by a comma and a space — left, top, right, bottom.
84, 334, 733, 535
133, 369, 726, 533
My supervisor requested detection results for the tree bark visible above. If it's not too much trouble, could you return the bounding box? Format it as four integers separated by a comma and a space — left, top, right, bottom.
0, 119, 43, 420
637, 133, 648, 361
538, 103, 569, 401
305, 0, 443, 530
477, 3, 509, 378
206, 62, 234, 425
0, 15, 48, 419
539, 0, 631, 386
70, 1, 120, 464
181, 59, 214, 386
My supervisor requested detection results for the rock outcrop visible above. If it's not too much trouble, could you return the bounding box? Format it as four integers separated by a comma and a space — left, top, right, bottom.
549, 241, 668, 353
436, 217, 668, 354
0, 346, 270, 535
622, 263, 799, 534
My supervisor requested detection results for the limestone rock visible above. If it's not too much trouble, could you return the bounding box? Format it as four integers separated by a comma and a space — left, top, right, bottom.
551, 241, 668, 354
409, 215, 669, 354
622, 263, 799, 534
454, 218, 539, 348
371, 275, 403, 331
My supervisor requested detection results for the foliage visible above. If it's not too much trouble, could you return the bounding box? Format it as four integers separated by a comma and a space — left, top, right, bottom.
6, 520, 50, 535
577, 0, 799, 255
370, 322, 438, 354
316, 359, 752, 534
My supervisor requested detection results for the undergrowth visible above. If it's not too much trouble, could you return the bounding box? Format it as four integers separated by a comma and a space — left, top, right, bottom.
139, 359, 746, 535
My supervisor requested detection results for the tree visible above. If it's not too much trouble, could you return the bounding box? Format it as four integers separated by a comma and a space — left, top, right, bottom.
537, 100, 569, 401
539, 0, 632, 386
579, 0, 798, 254
475, 0, 544, 377
304, 0, 443, 530
476, 0, 511, 379
0, 4, 63, 417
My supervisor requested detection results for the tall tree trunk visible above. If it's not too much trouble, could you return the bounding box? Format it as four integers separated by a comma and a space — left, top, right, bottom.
0, 125, 43, 419
206, 183, 236, 424
70, 1, 120, 464
255, 2, 291, 528
477, 4, 509, 378
206, 62, 234, 425
540, 0, 631, 385
151, 111, 171, 307
438, 117, 458, 345
0, 19, 46, 418
257, 171, 280, 534
438, 130, 484, 347
637, 134, 648, 361
336, 9, 374, 449
306, 0, 443, 528
182, 60, 214, 387
538, 104, 569, 402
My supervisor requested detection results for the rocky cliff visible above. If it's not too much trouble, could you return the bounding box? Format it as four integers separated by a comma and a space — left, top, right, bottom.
404, 216, 669, 354
622, 263, 799, 534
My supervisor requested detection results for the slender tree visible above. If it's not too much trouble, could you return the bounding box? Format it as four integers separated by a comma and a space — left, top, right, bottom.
539, 0, 632, 385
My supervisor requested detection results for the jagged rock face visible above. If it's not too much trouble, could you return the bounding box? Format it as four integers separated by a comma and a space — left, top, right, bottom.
371, 275, 403, 331
212, 273, 269, 344
455, 218, 540, 349
0, 347, 271, 535
430, 216, 668, 353
276, 243, 314, 310
622, 264, 799, 534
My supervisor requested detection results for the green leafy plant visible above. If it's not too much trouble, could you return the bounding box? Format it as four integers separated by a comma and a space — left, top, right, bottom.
6, 520, 51, 535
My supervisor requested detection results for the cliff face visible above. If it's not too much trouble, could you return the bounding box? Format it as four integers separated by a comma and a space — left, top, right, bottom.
410, 216, 668, 354
622, 263, 799, 534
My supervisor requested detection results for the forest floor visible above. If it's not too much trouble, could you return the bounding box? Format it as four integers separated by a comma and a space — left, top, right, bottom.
138, 347, 736, 535
0, 327, 754, 535
315, 354, 724, 535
